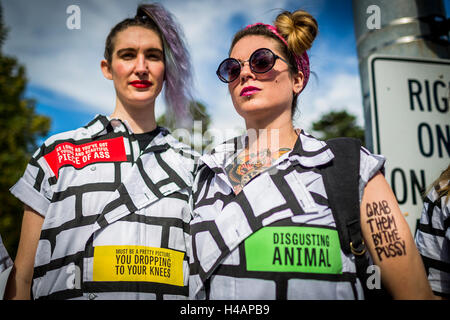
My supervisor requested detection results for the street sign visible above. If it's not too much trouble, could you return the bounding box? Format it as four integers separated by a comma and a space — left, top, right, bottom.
368, 55, 449, 233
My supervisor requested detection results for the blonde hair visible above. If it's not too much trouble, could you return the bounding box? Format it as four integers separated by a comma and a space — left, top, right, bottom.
230, 9, 318, 74
426, 165, 450, 205
274, 10, 318, 60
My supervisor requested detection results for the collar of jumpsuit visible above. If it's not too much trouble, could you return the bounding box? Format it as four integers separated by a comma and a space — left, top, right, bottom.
200, 129, 336, 190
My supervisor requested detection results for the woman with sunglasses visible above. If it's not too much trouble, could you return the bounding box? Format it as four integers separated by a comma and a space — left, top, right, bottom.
189, 9, 433, 299
6, 3, 197, 300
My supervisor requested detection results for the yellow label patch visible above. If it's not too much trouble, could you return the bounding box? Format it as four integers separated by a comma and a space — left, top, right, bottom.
93, 246, 184, 286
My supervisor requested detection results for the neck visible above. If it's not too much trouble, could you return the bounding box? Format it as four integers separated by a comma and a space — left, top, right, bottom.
244, 110, 298, 153
110, 99, 157, 133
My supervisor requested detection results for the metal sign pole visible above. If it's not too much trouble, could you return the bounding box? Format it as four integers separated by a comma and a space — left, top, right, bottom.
352, 0, 449, 151
352, 0, 450, 232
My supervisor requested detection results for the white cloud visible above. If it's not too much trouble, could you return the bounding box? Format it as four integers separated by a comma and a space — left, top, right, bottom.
295, 72, 364, 134
2, 0, 128, 112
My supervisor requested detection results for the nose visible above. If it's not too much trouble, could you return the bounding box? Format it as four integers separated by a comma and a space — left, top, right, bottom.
240, 60, 255, 82
135, 54, 148, 77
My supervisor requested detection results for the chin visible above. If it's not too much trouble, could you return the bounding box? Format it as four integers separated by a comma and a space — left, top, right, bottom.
124, 98, 156, 109
237, 103, 290, 126
132, 92, 159, 103
235, 99, 272, 115
236, 107, 272, 123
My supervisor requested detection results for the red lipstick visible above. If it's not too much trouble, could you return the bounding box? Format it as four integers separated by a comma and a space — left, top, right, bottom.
240, 86, 261, 97
130, 80, 152, 88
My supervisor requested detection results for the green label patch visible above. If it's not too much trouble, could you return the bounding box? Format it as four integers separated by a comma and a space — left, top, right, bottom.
244, 226, 342, 274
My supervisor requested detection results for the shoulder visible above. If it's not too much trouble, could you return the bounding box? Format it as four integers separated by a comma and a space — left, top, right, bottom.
415, 183, 450, 295
30, 128, 89, 164
319, 138, 386, 202
421, 185, 450, 226
190, 136, 240, 194
157, 129, 201, 176
358, 145, 386, 202
33, 116, 104, 160
359, 145, 385, 178
164, 131, 200, 158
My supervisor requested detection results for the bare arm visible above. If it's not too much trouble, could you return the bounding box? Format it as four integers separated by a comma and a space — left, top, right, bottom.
5, 205, 44, 300
360, 172, 434, 300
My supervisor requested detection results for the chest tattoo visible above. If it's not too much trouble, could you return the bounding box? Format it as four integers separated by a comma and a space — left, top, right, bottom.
225, 148, 291, 194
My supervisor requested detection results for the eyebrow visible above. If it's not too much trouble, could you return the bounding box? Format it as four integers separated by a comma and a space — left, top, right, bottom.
116, 47, 163, 56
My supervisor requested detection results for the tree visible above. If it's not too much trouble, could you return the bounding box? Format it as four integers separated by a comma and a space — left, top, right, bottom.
0, 2, 51, 258
157, 101, 212, 153
311, 110, 365, 145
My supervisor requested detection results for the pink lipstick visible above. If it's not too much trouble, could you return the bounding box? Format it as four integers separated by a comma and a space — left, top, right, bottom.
240, 86, 261, 97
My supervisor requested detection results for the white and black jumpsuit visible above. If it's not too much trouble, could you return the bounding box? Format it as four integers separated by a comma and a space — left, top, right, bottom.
189, 130, 385, 300
10, 115, 198, 300
415, 183, 450, 298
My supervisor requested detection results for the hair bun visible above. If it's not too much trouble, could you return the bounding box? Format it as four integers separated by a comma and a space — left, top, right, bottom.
275, 10, 318, 57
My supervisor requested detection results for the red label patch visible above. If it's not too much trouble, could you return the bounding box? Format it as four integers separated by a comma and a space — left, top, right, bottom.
44, 137, 127, 178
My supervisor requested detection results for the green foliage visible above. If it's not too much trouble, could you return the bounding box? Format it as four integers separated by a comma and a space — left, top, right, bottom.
157, 101, 212, 152
311, 110, 365, 145
0, 3, 51, 259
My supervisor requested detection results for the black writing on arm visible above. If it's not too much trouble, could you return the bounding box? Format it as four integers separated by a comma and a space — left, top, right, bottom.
365, 200, 406, 261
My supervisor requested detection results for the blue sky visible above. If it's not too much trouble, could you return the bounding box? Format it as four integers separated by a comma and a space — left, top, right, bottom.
1, 0, 449, 144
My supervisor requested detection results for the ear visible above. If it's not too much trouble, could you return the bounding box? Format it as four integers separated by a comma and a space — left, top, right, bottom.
292, 71, 305, 95
101, 59, 113, 80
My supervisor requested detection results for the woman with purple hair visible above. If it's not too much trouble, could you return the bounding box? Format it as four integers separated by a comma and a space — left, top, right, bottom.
6, 3, 197, 300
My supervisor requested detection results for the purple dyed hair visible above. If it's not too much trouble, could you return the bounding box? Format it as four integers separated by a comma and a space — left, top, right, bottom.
104, 3, 193, 126
137, 4, 193, 126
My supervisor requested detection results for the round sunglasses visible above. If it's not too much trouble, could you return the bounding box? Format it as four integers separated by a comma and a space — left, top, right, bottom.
216, 48, 290, 83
